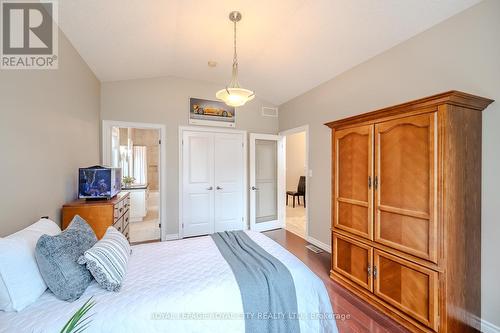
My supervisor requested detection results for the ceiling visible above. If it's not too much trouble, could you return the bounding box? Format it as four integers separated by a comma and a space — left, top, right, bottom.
58, 0, 482, 105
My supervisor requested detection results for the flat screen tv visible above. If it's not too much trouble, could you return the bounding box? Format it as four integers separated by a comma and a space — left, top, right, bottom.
78, 166, 122, 200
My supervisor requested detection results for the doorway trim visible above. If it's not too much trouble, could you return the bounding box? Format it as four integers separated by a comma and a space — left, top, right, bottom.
279, 125, 310, 241
178, 125, 248, 239
101, 120, 167, 241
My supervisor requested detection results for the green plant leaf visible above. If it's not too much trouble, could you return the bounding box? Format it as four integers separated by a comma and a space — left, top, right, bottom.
60, 297, 96, 333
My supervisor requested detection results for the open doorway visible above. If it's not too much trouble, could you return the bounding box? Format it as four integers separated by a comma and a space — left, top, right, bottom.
103, 121, 166, 243
282, 126, 308, 239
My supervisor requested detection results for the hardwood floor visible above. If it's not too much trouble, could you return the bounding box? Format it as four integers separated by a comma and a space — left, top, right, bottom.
263, 228, 410, 333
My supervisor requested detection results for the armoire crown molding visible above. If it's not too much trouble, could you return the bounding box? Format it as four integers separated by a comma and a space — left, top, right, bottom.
325, 90, 494, 129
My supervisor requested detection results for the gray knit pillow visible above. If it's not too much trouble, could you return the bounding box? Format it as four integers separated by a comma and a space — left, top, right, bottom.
78, 227, 131, 292
35, 215, 97, 301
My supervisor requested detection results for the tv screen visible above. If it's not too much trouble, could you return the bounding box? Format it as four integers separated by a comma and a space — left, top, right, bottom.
78, 166, 121, 199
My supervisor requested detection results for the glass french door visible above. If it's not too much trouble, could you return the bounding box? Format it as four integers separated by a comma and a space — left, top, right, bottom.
249, 133, 285, 231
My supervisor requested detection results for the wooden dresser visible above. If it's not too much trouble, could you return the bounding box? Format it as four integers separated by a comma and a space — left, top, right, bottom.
62, 192, 130, 240
325, 91, 493, 333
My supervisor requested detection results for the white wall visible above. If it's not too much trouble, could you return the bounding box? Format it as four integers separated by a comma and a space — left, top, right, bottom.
278, 0, 500, 327
0, 31, 101, 236
286, 132, 306, 192
101, 76, 279, 236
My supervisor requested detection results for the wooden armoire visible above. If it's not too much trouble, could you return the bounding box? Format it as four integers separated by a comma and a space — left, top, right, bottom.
326, 91, 493, 333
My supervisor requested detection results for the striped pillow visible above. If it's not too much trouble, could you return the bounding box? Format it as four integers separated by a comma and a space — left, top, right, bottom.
78, 227, 131, 292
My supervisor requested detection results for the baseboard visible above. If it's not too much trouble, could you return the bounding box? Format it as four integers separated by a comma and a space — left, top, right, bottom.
482, 319, 500, 333
165, 233, 179, 241
306, 235, 331, 253
451, 307, 500, 333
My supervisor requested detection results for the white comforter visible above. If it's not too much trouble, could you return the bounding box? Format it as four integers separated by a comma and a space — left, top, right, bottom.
0, 231, 336, 333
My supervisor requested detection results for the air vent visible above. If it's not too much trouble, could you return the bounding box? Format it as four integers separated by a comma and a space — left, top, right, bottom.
262, 107, 278, 117
305, 244, 324, 254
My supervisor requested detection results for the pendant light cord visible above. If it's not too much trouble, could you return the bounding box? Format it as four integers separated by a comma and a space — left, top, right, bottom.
233, 20, 238, 67
230, 19, 240, 88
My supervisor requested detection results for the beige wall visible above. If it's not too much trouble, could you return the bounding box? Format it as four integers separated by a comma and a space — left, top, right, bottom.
286, 132, 306, 192
278, 0, 500, 326
101, 76, 279, 236
116, 127, 160, 190
132, 129, 160, 191
0, 31, 101, 236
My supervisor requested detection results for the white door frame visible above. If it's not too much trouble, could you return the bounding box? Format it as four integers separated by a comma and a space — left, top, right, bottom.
279, 125, 310, 239
249, 133, 286, 232
102, 120, 167, 241
178, 126, 248, 239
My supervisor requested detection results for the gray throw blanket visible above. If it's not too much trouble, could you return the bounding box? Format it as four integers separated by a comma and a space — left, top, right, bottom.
211, 231, 300, 333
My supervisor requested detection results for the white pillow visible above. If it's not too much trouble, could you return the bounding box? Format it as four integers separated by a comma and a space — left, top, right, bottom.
7, 218, 61, 250
0, 218, 61, 311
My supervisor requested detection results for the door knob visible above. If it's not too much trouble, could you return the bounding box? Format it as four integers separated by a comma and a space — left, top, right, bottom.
207, 186, 213, 190
251, 186, 259, 191
216, 186, 223, 190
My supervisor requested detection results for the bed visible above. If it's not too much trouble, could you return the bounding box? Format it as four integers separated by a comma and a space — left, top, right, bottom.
0, 231, 336, 333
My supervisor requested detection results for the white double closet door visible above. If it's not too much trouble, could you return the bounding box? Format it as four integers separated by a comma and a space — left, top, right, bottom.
182, 130, 245, 237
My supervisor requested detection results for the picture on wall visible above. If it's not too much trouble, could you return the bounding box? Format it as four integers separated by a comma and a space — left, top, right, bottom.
189, 98, 236, 128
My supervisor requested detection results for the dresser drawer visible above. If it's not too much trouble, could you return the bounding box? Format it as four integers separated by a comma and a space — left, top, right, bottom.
113, 216, 124, 233
117, 201, 126, 216
114, 206, 120, 221
123, 211, 130, 229
123, 222, 130, 241
114, 199, 128, 220
124, 196, 131, 211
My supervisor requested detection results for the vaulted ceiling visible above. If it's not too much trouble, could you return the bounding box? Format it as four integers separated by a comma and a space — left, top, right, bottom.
58, 0, 482, 105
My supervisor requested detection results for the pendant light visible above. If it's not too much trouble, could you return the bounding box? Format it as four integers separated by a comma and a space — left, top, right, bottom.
216, 11, 255, 107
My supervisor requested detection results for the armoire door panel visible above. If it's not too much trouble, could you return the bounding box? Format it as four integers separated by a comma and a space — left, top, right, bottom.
334, 125, 373, 240
374, 250, 438, 330
214, 133, 244, 232
332, 233, 373, 292
338, 132, 370, 202
374, 113, 437, 262
378, 211, 430, 258
338, 201, 369, 236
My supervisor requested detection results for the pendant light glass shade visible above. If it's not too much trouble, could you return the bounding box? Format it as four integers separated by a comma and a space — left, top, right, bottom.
216, 11, 255, 107
216, 87, 255, 107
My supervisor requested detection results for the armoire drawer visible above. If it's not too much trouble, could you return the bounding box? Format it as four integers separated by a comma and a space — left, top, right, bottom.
332, 232, 373, 292
373, 249, 438, 331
